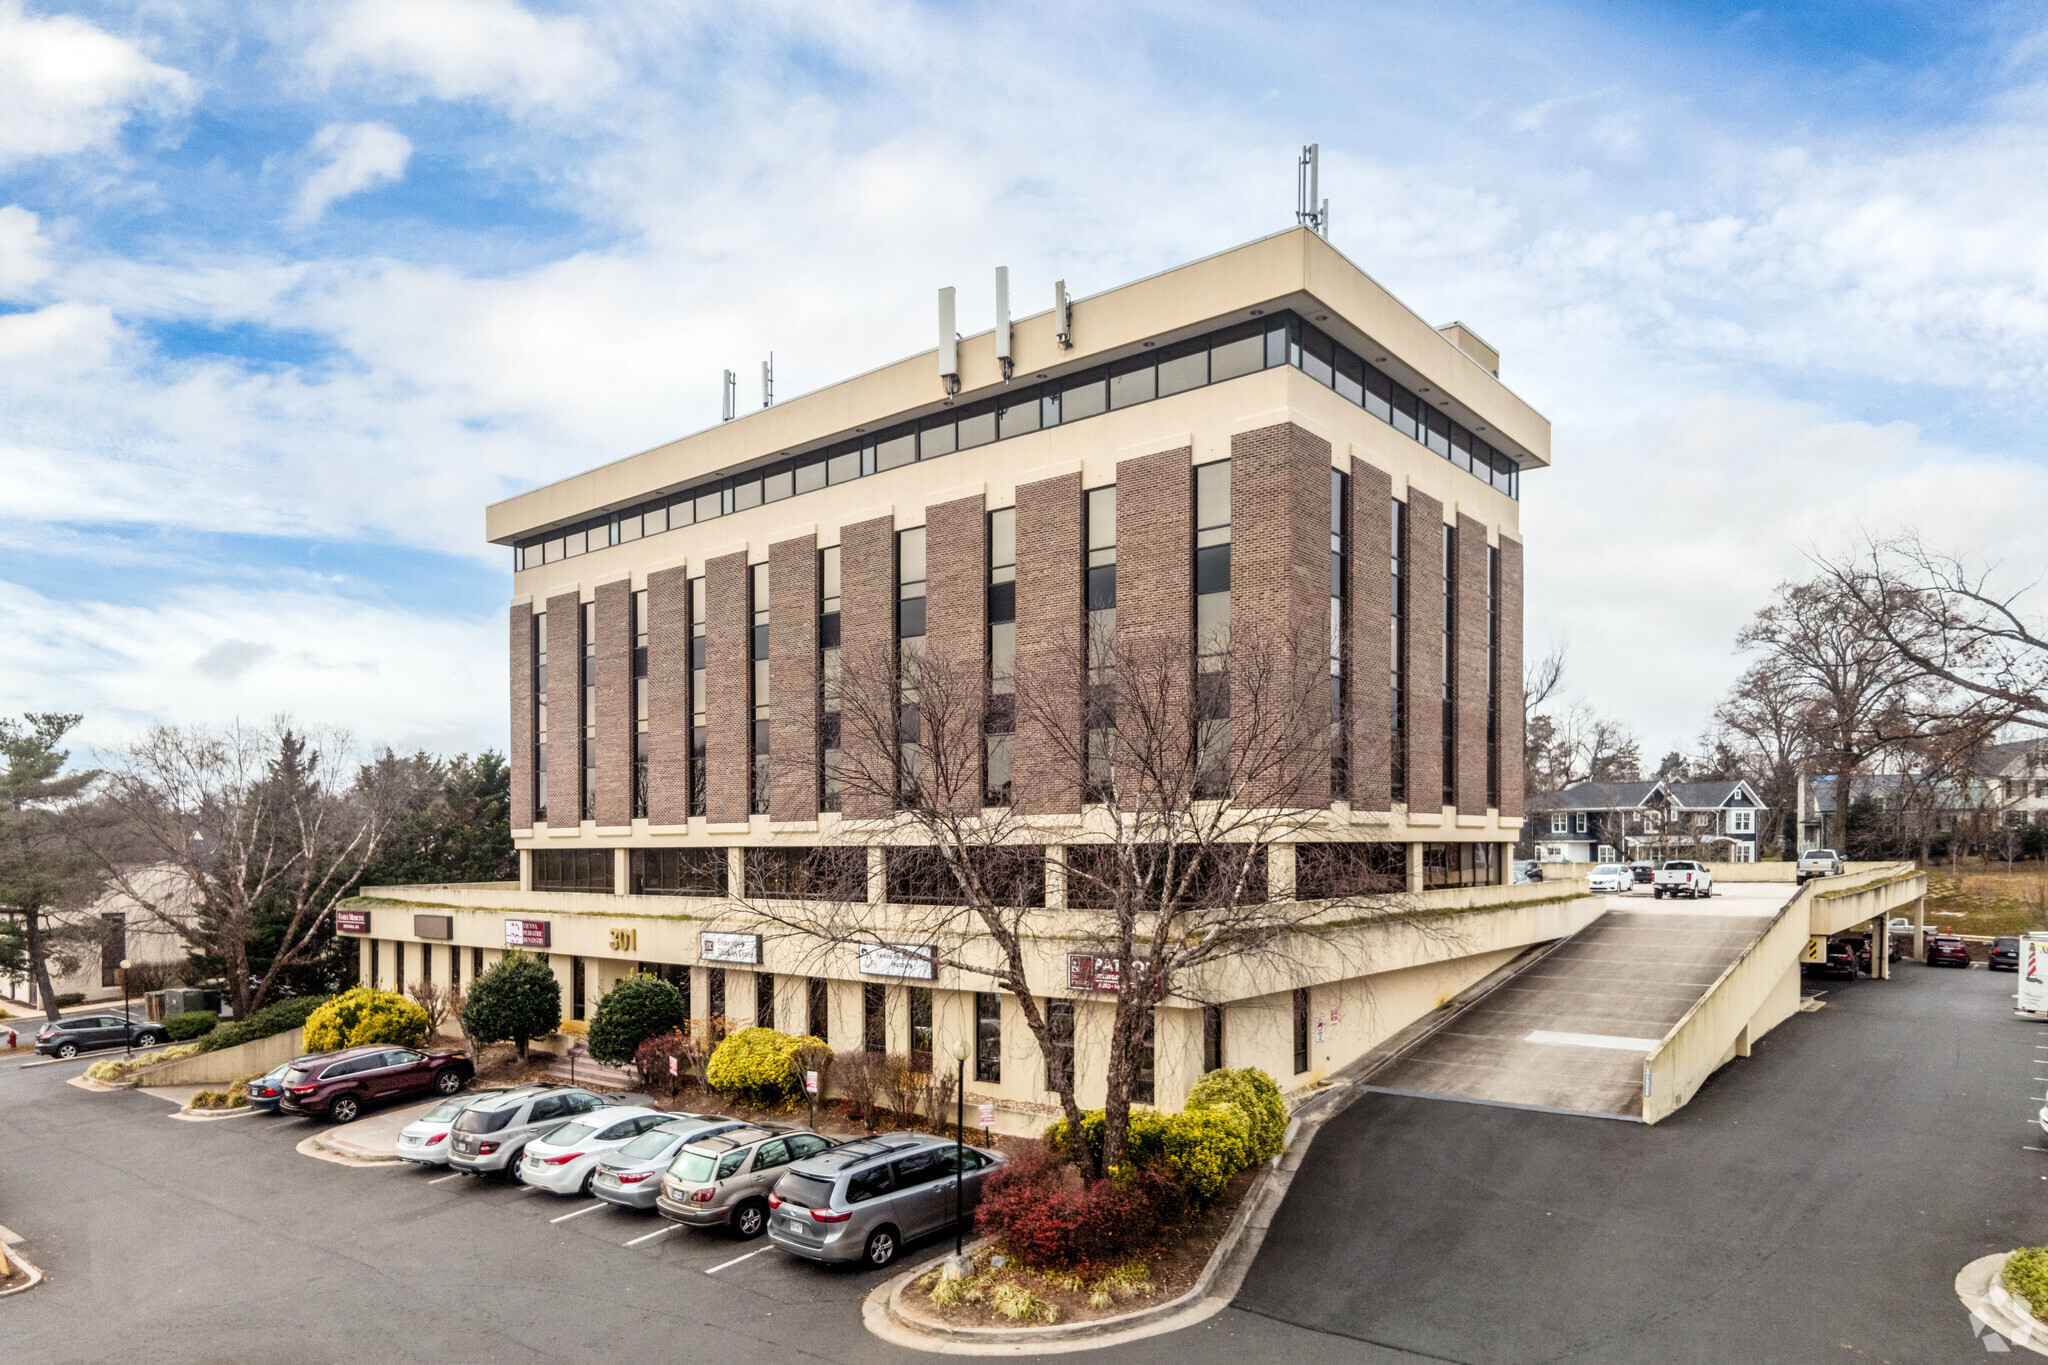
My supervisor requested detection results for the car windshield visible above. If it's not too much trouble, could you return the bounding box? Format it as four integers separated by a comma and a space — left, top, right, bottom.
541, 1122, 600, 1147
620, 1129, 682, 1160
1595, 865, 1626, 874
1998, 938, 2019, 949
420, 1098, 470, 1122
672, 1149, 719, 1182
453, 1106, 516, 1135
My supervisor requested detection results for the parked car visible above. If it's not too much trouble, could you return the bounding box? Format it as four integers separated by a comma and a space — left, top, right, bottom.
592, 1115, 749, 1210
277, 1045, 475, 1124
447, 1086, 610, 1178
1992, 937, 2021, 972
1798, 849, 1844, 881
1927, 935, 1972, 968
1512, 860, 1544, 884
657, 1123, 835, 1238
1588, 863, 1633, 894
34, 1012, 167, 1058
1803, 938, 1861, 980
246, 1057, 320, 1113
767, 1132, 1005, 1267
1652, 861, 1714, 900
394, 1088, 513, 1165
1629, 861, 1657, 885
519, 1107, 675, 1195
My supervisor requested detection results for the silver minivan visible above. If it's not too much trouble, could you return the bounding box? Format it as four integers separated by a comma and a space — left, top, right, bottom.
766, 1132, 1004, 1268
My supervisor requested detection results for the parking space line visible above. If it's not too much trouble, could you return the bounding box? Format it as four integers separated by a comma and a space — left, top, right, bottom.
428, 1173, 464, 1185
704, 1246, 772, 1274
624, 1225, 676, 1247
2026, 1146, 2048, 1153
549, 1201, 606, 1224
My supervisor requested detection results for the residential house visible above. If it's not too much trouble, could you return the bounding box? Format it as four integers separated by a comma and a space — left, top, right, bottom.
1524, 779, 1768, 864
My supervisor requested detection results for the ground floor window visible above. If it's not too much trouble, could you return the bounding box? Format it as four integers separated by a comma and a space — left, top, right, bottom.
863, 983, 887, 1053
1203, 1005, 1224, 1073
638, 962, 691, 1017
976, 992, 1001, 1083
571, 956, 586, 1020
806, 978, 828, 1042
370, 939, 379, 989
449, 944, 460, 991
756, 972, 775, 1031
471, 947, 484, 981
533, 848, 614, 893
1046, 999, 1074, 1091
909, 987, 933, 1071
1293, 987, 1310, 1074
1133, 1009, 1155, 1105
708, 968, 726, 1024
394, 941, 406, 994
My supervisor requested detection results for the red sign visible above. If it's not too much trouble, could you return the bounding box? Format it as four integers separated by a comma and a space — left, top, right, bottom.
1067, 954, 1148, 993
504, 919, 552, 949
336, 910, 370, 935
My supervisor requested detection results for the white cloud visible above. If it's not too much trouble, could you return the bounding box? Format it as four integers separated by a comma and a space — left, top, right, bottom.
0, 204, 51, 296
306, 0, 618, 115
0, 0, 193, 167
290, 122, 412, 225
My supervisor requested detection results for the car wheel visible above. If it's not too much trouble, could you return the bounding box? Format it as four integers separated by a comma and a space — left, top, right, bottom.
732, 1199, 768, 1240
863, 1225, 899, 1268
136, 1031, 164, 1047
580, 1168, 597, 1197
55, 1042, 78, 1059
434, 1069, 464, 1096
329, 1094, 362, 1124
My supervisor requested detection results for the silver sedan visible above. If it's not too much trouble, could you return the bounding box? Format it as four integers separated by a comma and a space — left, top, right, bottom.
591, 1115, 748, 1210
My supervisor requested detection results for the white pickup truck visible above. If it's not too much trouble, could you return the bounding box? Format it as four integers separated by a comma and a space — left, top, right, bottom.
1652, 860, 1714, 899
1797, 848, 1844, 882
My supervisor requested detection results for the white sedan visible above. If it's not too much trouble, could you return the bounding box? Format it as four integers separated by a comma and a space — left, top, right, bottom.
1588, 863, 1634, 894
519, 1107, 673, 1195
394, 1090, 507, 1167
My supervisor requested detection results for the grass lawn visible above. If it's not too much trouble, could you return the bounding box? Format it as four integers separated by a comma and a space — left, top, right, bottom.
1923, 865, 2048, 937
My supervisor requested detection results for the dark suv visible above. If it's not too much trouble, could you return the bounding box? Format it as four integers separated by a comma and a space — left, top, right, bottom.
279, 1045, 474, 1123
1992, 937, 2021, 972
35, 1012, 166, 1057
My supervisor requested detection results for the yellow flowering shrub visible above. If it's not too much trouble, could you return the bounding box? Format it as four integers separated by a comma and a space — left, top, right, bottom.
705, 1027, 832, 1108
303, 987, 429, 1052
1186, 1067, 1286, 1161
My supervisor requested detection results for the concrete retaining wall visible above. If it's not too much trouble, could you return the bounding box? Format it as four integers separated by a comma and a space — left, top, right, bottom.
131, 1027, 307, 1086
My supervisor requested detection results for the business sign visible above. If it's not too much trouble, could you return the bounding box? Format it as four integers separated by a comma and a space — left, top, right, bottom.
413, 914, 453, 941
2021, 935, 2048, 1016
804, 1070, 819, 1096
609, 928, 638, 953
335, 910, 371, 935
859, 944, 936, 980
977, 1103, 995, 1129
1067, 953, 1149, 993
504, 919, 552, 949
700, 932, 762, 965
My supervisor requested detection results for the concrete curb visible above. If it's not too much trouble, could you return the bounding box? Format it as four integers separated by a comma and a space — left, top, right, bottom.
171, 1104, 261, 1123
1958, 1252, 2048, 1356
864, 1083, 1361, 1355
297, 1134, 404, 1168
0, 1239, 44, 1298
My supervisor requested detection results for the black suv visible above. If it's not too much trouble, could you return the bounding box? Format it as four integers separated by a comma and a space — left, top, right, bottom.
1991, 937, 2021, 972
36, 1012, 167, 1058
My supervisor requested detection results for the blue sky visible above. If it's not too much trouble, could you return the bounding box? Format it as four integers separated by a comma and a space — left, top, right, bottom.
3, 0, 2046, 764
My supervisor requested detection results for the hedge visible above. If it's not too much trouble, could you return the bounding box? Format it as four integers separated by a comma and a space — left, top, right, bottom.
195, 994, 331, 1054
706, 1027, 832, 1109
1043, 1066, 1284, 1201
163, 1010, 219, 1041
587, 974, 687, 1066
304, 987, 430, 1052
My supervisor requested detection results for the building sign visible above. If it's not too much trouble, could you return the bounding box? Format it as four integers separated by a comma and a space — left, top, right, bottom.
413, 914, 453, 941
700, 932, 762, 965
859, 944, 936, 980
505, 919, 552, 949
609, 928, 638, 953
1067, 953, 1149, 993
336, 910, 370, 935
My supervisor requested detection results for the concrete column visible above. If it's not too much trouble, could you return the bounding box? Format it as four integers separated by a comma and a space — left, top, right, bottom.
1407, 840, 1425, 894
1872, 914, 1889, 980
1912, 894, 1927, 962
614, 847, 629, 896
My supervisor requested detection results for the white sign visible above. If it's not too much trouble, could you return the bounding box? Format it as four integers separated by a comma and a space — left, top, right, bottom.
977, 1103, 995, 1129
859, 944, 936, 980
700, 932, 762, 965
805, 1070, 819, 1095
2021, 935, 2048, 1015
668, 1056, 679, 1077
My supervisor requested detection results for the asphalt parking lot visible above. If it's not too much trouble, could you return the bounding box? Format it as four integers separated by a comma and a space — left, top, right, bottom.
1, 957, 2039, 1364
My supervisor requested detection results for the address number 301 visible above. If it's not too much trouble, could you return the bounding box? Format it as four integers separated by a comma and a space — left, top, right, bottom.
609, 928, 638, 953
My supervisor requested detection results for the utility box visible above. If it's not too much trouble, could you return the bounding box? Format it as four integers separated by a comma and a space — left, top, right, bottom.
2016, 934, 2048, 1017
144, 988, 223, 1022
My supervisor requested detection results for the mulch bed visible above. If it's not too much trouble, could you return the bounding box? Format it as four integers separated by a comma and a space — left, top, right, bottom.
904, 1163, 1260, 1329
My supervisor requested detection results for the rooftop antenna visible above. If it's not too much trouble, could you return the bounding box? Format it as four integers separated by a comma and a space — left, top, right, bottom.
1054, 279, 1072, 350
762, 353, 774, 408
722, 369, 736, 422
994, 266, 1012, 381
937, 286, 960, 395
1297, 143, 1328, 239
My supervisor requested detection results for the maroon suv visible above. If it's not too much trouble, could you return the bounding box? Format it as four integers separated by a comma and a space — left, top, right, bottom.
1927, 935, 1972, 968
278, 1045, 474, 1124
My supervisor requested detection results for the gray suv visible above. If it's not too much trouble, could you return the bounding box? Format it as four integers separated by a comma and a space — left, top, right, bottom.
655, 1123, 834, 1239
446, 1085, 608, 1177
766, 1132, 1003, 1268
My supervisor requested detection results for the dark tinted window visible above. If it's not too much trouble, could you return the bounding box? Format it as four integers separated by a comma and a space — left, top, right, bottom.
847, 1165, 896, 1203
774, 1172, 837, 1207
454, 1106, 516, 1134
893, 1149, 945, 1188
530, 1096, 568, 1122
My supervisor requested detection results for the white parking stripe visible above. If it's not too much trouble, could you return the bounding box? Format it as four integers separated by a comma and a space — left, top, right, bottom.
624, 1225, 676, 1247
428, 1173, 464, 1185
704, 1246, 773, 1274
549, 1201, 607, 1224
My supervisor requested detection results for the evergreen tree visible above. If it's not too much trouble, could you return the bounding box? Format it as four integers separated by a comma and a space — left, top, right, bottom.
0, 714, 101, 1020
461, 951, 561, 1059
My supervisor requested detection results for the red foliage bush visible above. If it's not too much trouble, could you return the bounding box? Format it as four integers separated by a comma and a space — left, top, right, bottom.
973, 1140, 1190, 1273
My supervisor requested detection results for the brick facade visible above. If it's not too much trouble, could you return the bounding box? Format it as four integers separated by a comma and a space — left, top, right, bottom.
1014, 471, 1083, 815
704, 551, 751, 824
1116, 448, 1192, 661
545, 589, 584, 825
1498, 534, 1526, 819
768, 534, 820, 822
925, 493, 987, 815
1348, 459, 1393, 812
838, 515, 898, 819
1402, 491, 1444, 814
593, 578, 634, 827
1455, 513, 1491, 817
646, 566, 691, 824
509, 601, 534, 831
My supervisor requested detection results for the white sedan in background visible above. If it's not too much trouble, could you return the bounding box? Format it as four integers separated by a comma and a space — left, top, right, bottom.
394, 1090, 509, 1167
519, 1107, 673, 1195
1589, 863, 1634, 894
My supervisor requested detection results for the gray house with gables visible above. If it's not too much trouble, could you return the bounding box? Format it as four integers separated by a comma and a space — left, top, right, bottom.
1522, 779, 1768, 865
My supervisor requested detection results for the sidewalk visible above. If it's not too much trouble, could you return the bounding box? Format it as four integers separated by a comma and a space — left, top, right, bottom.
308, 1097, 442, 1162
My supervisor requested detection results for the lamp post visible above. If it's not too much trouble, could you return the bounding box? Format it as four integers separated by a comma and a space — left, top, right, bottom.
119, 959, 132, 1056
945, 1037, 971, 1278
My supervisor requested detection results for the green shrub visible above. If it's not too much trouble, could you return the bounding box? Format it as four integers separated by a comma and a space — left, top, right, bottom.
53, 992, 85, 1008
1161, 1107, 1251, 1200
1044, 1109, 1172, 1171
587, 974, 687, 1066
163, 1010, 219, 1041
705, 1027, 832, 1108
196, 995, 331, 1053
303, 987, 430, 1051
1186, 1067, 1286, 1161
2006, 1247, 2048, 1321
461, 951, 561, 1059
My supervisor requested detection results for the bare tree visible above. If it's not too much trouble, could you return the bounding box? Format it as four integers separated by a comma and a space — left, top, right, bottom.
1709, 658, 1814, 857
82, 720, 428, 1018
1525, 701, 1642, 792
408, 980, 457, 1037
741, 619, 1436, 1176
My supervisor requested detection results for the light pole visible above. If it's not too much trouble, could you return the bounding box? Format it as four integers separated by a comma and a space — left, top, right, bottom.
945, 1037, 970, 1277
119, 959, 132, 1056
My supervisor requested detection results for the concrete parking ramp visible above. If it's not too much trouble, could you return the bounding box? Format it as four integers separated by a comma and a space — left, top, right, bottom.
1361, 885, 1797, 1120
